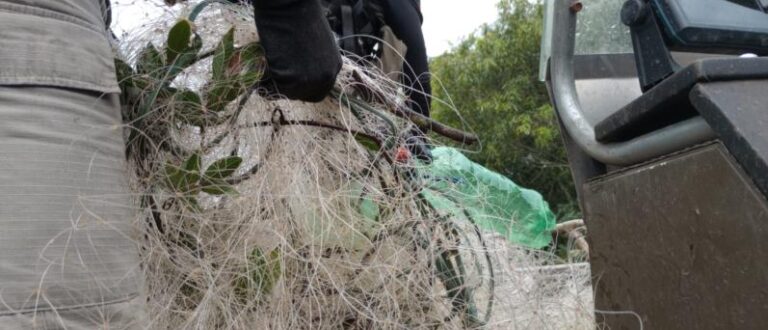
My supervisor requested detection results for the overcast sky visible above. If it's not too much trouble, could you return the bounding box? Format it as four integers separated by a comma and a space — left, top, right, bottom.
421, 0, 499, 56
112, 0, 499, 57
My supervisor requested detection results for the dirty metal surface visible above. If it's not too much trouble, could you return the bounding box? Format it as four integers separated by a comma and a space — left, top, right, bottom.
583, 143, 768, 330
691, 79, 768, 199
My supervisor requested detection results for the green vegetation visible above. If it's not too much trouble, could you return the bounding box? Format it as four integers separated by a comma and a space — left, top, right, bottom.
430, 0, 579, 218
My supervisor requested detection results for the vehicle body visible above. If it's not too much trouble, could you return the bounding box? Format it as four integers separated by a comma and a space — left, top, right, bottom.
541, 0, 768, 328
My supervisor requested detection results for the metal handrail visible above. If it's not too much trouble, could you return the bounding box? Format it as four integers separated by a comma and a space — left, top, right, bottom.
548, 0, 716, 166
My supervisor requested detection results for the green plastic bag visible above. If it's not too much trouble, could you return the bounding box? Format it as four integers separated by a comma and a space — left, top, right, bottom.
422, 147, 556, 248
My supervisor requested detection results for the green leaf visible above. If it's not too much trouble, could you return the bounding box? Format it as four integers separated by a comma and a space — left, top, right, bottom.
184, 153, 202, 173
166, 19, 193, 65
183, 34, 203, 63
239, 43, 264, 65
200, 156, 241, 196
131, 76, 152, 90
235, 247, 281, 301
180, 196, 202, 213
164, 153, 202, 193
204, 156, 242, 180
137, 43, 164, 78
228, 43, 264, 78
201, 178, 238, 196
156, 85, 179, 100
169, 33, 203, 78
239, 71, 262, 88
164, 163, 184, 190
354, 134, 381, 152
211, 28, 235, 82
189, 33, 203, 54
115, 58, 135, 87
173, 90, 204, 125
173, 89, 202, 108
266, 248, 282, 290
115, 58, 138, 107
205, 40, 264, 112
229, 43, 265, 87
204, 79, 242, 112
182, 160, 202, 191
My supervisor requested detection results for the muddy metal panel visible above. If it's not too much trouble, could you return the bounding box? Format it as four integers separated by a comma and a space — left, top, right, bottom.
583, 143, 768, 330
692, 79, 768, 199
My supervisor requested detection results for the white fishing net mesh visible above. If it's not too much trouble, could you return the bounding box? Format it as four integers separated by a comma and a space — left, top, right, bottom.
110, 1, 595, 328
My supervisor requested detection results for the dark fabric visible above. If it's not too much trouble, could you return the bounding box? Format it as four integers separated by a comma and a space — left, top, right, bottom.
324, 0, 385, 57
380, 0, 431, 117
406, 0, 423, 22
253, 0, 342, 102
103, 0, 111, 27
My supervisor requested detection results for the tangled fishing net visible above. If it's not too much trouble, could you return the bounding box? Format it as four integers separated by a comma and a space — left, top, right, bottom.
113, 1, 594, 328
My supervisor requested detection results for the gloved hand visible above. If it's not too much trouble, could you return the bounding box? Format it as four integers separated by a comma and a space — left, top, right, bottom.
254, 0, 342, 102
166, 0, 342, 102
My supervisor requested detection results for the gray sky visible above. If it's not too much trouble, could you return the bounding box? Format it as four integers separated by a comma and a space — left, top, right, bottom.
112, 0, 499, 57
421, 0, 499, 56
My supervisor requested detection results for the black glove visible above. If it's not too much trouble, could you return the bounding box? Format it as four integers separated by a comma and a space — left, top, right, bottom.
254, 0, 342, 102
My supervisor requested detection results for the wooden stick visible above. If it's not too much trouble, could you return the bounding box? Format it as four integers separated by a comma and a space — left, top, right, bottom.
394, 106, 479, 145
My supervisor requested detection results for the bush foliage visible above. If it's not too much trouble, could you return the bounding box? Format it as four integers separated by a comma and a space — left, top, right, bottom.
430, 0, 578, 217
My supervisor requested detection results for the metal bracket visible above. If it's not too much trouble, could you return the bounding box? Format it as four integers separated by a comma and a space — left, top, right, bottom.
622, 0, 677, 91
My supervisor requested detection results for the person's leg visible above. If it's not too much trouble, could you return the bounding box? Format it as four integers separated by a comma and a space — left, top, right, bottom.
0, 296, 146, 330
381, 0, 432, 117
0, 87, 145, 329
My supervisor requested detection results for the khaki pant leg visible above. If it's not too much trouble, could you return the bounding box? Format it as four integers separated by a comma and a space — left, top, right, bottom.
0, 87, 146, 329
0, 296, 147, 330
